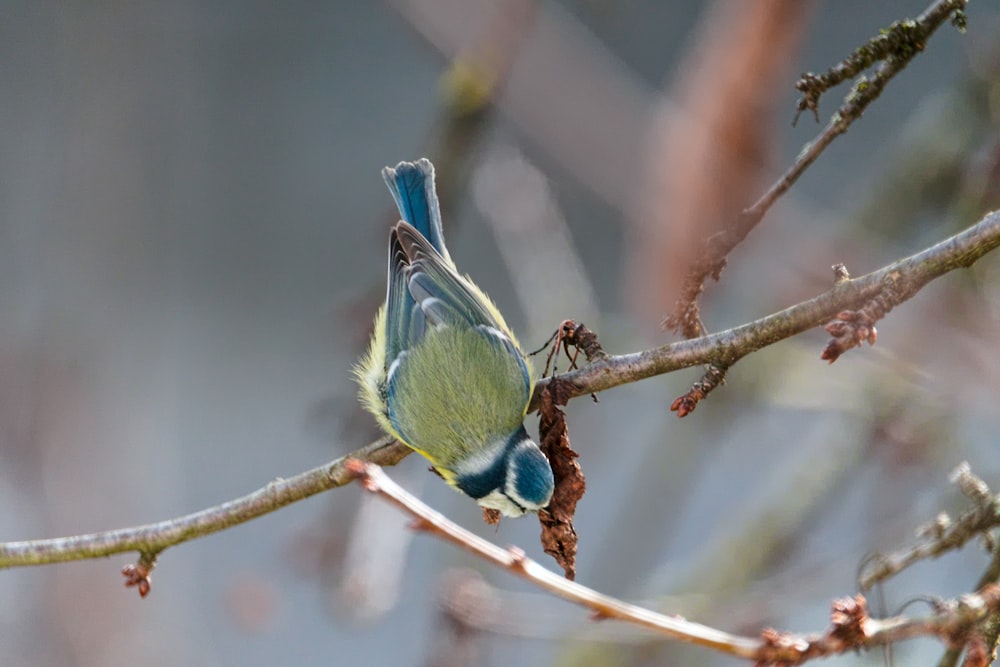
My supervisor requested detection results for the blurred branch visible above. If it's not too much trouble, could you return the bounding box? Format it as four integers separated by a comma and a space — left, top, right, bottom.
638, 0, 815, 417
539, 208, 1000, 407
346, 460, 1000, 664
406, 0, 538, 224
750, 0, 966, 235
857, 461, 1000, 667
639, 0, 813, 335
860, 462, 1000, 591
665, 0, 969, 338
1, 210, 998, 575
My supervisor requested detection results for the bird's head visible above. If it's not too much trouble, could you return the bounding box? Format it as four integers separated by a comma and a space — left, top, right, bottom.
453, 425, 554, 518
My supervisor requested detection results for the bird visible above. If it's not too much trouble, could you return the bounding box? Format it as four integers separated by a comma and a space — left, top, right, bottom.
355, 158, 554, 517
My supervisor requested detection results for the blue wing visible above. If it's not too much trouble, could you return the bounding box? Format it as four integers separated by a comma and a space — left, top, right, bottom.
383, 231, 415, 366
394, 222, 502, 331
392, 221, 530, 391
381, 159, 451, 262
381, 158, 502, 364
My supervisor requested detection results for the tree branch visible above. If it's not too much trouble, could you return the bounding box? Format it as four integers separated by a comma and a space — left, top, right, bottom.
666, 0, 968, 337
860, 462, 1000, 591
344, 459, 761, 658
0, 210, 997, 572
345, 460, 1000, 665
538, 208, 1000, 407
0, 436, 407, 569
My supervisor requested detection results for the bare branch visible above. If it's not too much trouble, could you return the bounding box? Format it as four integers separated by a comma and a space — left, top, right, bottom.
0, 436, 407, 569
938, 537, 1000, 667
860, 462, 1000, 591
346, 460, 1000, 664
344, 459, 763, 660
666, 0, 969, 337
793, 0, 967, 123
539, 209, 1000, 407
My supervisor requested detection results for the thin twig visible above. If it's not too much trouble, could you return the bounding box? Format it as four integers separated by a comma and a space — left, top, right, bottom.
346, 460, 1000, 664
748, 8, 930, 230
346, 459, 763, 658
666, 0, 968, 337
860, 462, 1000, 591
938, 542, 1000, 667
342, 459, 758, 659
670, 363, 728, 417
754, 0, 966, 242
0, 436, 407, 568
793, 0, 967, 122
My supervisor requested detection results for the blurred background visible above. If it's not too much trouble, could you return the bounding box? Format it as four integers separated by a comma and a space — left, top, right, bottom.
1, 1, 1000, 665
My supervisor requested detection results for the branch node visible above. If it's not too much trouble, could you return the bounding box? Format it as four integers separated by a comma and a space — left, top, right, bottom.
832, 263, 851, 284
950, 461, 993, 504
951, 9, 967, 32
507, 546, 528, 571
344, 457, 378, 492
589, 608, 612, 622
409, 517, 434, 532
918, 512, 954, 540
755, 626, 811, 665
828, 595, 871, 648
793, 72, 824, 125
670, 364, 729, 417
820, 273, 908, 362
533, 320, 606, 397
122, 553, 157, 599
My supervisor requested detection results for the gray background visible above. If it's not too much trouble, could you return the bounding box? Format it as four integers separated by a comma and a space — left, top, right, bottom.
1, 1, 999, 665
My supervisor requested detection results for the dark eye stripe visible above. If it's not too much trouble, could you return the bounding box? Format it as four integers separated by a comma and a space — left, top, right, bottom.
504, 493, 526, 514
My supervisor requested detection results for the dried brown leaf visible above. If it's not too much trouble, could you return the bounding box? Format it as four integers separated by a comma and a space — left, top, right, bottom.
537, 379, 585, 579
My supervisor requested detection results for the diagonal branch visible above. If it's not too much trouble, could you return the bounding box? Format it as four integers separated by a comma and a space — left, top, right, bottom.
345, 459, 762, 658
346, 460, 1000, 664
860, 462, 1000, 591
666, 0, 969, 337
0, 436, 407, 569
541, 208, 1000, 407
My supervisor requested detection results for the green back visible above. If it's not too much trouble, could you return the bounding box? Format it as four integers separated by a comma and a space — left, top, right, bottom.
387, 325, 532, 469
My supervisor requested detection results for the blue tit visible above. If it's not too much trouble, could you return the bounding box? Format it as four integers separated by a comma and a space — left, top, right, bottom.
355, 158, 554, 517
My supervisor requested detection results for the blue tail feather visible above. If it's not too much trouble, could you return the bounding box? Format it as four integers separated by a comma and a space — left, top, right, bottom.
381, 159, 449, 258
